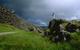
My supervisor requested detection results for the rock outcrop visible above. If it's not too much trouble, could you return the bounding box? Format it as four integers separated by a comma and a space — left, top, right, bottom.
46, 19, 80, 42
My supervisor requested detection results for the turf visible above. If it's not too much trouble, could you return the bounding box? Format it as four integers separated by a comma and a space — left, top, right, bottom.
0, 23, 80, 50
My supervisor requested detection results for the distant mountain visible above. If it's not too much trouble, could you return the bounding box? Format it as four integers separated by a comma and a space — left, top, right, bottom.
40, 26, 48, 30
0, 6, 43, 33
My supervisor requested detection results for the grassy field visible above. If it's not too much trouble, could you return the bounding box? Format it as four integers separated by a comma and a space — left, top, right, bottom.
0, 23, 80, 50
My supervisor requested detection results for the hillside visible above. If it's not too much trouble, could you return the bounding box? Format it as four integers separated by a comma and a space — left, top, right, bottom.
0, 23, 79, 50
0, 6, 43, 33
0, 23, 51, 50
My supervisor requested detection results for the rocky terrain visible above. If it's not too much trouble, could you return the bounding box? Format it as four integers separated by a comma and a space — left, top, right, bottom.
0, 6, 43, 33
44, 19, 80, 42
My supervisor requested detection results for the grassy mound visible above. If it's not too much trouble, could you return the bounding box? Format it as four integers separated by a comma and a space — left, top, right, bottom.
0, 23, 80, 50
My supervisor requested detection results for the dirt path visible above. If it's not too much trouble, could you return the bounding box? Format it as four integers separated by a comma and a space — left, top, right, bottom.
0, 32, 16, 36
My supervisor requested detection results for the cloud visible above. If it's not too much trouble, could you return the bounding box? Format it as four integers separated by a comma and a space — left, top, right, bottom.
14, 0, 80, 20
27, 18, 47, 26
45, 0, 80, 17
1, 0, 80, 26
70, 16, 78, 20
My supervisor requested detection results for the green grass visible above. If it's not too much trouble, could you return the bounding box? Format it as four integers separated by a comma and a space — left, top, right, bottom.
0, 23, 80, 50
0, 23, 18, 32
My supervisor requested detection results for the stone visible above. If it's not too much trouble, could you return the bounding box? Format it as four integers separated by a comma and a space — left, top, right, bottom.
66, 23, 77, 32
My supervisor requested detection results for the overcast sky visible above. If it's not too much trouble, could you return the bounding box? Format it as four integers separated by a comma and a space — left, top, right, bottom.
0, 0, 80, 26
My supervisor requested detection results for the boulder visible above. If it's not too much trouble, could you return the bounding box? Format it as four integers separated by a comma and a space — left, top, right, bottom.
51, 31, 71, 42
47, 19, 71, 42
48, 19, 63, 33
65, 23, 78, 32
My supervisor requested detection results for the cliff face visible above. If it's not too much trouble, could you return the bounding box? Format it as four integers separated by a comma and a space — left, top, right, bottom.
0, 6, 43, 33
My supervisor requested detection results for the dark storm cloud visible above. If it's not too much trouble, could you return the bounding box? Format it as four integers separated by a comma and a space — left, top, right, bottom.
0, 0, 80, 26
12, 0, 80, 20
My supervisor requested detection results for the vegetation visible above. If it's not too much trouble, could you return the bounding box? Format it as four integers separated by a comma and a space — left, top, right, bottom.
0, 23, 79, 50
0, 23, 18, 32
